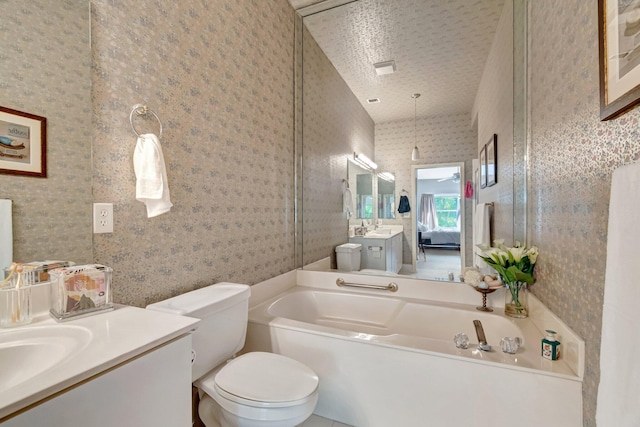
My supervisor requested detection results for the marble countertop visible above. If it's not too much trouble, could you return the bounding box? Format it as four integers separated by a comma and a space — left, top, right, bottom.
0, 305, 199, 420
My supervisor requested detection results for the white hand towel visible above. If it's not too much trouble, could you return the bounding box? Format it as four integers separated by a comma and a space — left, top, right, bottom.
133, 133, 173, 218
0, 199, 12, 270
473, 203, 492, 268
596, 162, 640, 426
343, 188, 353, 219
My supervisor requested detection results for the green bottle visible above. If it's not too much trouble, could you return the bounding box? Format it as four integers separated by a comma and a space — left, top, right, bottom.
541, 330, 560, 360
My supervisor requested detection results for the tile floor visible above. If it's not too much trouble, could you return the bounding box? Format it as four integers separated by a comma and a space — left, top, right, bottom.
298, 414, 353, 427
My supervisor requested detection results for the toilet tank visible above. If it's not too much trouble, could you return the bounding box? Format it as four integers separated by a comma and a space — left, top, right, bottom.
146, 282, 251, 382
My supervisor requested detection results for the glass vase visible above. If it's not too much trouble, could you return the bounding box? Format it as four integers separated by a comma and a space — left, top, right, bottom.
504, 281, 528, 318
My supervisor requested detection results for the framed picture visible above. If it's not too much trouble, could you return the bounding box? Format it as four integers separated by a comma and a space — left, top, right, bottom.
486, 134, 497, 187
0, 106, 47, 178
479, 145, 487, 189
598, 0, 640, 120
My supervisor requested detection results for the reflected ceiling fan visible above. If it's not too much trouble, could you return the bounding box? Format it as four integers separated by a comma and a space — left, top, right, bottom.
437, 172, 461, 183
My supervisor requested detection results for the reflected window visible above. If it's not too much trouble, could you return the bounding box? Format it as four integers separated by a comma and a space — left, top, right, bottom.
434, 194, 460, 228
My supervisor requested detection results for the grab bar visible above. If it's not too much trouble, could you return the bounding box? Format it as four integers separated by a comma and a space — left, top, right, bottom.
336, 277, 398, 292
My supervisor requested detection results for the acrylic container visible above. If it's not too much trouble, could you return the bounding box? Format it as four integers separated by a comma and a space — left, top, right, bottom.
0, 279, 32, 328
49, 264, 114, 321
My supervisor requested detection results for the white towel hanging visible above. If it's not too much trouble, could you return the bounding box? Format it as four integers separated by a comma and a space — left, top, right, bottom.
596, 162, 640, 425
133, 133, 173, 218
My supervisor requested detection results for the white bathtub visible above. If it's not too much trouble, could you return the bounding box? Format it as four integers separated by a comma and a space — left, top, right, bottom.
245, 271, 584, 427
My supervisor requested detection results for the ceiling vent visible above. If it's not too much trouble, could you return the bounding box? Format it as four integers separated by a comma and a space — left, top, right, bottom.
367, 98, 381, 104
373, 60, 396, 76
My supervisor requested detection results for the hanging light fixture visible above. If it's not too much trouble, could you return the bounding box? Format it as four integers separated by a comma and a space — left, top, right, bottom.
411, 93, 421, 161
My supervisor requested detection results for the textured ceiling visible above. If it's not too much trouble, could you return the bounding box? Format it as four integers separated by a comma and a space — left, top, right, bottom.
295, 0, 505, 123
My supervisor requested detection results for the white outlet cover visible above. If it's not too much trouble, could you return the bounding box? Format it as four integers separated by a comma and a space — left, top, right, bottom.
93, 203, 113, 233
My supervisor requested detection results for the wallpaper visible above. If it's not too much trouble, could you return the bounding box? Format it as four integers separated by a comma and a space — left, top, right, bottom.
301, 25, 375, 267
528, 1, 640, 424
91, 0, 296, 306
472, 0, 515, 245
0, 0, 93, 264
375, 113, 477, 265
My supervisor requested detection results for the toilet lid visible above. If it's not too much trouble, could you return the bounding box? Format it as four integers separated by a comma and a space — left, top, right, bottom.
212, 352, 318, 403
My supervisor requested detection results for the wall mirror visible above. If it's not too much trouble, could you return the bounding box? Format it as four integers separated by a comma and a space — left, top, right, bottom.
348, 159, 373, 220
296, 0, 528, 281
0, 0, 93, 264
377, 172, 395, 219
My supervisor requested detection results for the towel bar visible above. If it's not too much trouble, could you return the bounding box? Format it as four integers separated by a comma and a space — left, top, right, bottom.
336, 277, 398, 292
130, 104, 163, 139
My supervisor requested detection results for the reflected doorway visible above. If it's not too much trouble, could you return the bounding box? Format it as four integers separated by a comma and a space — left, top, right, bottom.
411, 163, 465, 280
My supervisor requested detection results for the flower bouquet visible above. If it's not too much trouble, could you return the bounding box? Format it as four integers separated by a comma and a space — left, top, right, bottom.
477, 240, 538, 318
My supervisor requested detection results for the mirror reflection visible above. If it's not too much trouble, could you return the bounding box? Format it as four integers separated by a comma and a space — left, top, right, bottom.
298, 0, 526, 282
376, 172, 395, 219
348, 160, 373, 220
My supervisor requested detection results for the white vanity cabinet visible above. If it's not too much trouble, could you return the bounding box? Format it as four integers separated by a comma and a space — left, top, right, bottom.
350, 232, 402, 273
3, 335, 193, 427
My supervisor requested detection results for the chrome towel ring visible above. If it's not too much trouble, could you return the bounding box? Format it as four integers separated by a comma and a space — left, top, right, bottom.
130, 104, 163, 139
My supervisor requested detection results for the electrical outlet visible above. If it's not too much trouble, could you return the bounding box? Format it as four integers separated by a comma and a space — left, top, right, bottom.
93, 203, 113, 233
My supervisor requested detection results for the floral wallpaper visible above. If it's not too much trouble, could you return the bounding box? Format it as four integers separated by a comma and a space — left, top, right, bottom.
301, 26, 375, 267
0, 0, 93, 264
528, 1, 640, 424
91, 0, 296, 306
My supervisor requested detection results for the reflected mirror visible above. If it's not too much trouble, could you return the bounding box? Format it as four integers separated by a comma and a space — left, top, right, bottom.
377, 172, 395, 219
348, 159, 373, 220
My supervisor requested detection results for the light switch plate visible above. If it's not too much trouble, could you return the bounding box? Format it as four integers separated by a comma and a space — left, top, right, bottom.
93, 203, 113, 233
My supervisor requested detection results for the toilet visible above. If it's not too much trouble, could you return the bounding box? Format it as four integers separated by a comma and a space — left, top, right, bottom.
336, 243, 362, 271
146, 283, 319, 427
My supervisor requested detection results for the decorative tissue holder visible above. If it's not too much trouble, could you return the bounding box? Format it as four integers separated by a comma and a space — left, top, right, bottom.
49, 264, 114, 321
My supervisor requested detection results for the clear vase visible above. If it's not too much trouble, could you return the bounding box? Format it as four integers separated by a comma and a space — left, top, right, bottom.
504, 281, 528, 318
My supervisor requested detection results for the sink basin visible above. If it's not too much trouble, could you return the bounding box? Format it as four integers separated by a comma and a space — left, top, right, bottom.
0, 325, 92, 389
373, 228, 392, 234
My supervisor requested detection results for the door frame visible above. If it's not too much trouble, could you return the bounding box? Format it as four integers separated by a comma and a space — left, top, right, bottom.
410, 162, 466, 275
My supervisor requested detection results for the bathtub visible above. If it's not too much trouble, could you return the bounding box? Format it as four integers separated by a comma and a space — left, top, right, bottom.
245, 271, 584, 427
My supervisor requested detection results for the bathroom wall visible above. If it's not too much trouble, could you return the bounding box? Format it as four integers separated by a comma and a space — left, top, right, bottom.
472, 0, 515, 244
375, 113, 476, 265
301, 26, 375, 267
0, 0, 93, 264
91, 0, 296, 306
528, 1, 640, 424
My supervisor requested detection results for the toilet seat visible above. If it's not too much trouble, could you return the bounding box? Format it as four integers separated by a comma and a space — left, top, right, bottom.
198, 352, 319, 409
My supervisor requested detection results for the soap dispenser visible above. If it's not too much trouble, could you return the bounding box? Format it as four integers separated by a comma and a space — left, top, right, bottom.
541, 330, 560, 360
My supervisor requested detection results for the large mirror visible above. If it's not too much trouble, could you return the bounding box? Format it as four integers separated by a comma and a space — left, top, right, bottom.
297, 0, 528, 281
0, 0, 93, 265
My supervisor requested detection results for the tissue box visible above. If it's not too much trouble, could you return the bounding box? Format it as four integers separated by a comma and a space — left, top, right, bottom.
49, 264, 113, 321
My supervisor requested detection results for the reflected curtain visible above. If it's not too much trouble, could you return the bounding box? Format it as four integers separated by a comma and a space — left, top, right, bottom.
419, 194, 438, 230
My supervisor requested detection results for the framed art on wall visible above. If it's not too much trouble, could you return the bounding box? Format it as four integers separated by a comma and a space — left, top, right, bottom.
0, 106, 47, 178
598, 0, 640, 120
480, 145, 487, 189
486, 134, 497, 187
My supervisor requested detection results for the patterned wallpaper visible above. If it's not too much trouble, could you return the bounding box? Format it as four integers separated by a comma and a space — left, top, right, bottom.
0, 0, 93, 264
91, 0, 296, 306
473, 0, 515, 245
301, 25, 375, 267
528, 1, 640, 424
375, 113, 477, 265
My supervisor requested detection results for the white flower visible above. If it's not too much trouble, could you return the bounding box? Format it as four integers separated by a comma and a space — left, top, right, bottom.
509, 246, 526, 263
526, 246, 539, 264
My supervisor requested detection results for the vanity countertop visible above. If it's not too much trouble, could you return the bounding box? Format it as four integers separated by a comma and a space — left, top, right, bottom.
0, 305, 199, 420
350, 230, 403, 240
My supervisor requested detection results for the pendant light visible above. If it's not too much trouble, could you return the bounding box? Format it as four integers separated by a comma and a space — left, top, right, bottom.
411, 93, 421, 161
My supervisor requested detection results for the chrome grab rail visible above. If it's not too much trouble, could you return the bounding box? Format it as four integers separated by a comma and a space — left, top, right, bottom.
336, 277, 398, 292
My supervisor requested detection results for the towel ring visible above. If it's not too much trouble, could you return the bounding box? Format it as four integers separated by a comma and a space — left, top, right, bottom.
130, 104, 163, 139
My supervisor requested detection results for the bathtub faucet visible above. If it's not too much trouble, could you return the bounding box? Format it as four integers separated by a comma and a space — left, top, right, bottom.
473, 320, 491, 352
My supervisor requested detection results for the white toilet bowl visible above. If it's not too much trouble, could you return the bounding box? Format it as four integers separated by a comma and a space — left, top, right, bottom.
196, 352, 319, 427
146, 284, 319, 427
